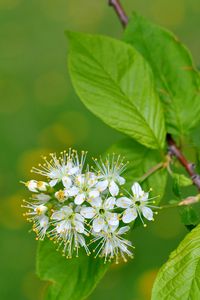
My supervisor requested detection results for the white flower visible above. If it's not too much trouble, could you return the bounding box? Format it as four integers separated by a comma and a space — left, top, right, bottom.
24, 180, 38, 192
22, 200, 49, 240
34, 193, 51, 202
116, 182, 155, 225
94, 155, 126, 196
80, 197, 119, 232
55, 190, 68, 202
91, 225, 133, 263
24, 180, 49, 192
68, 172, 100, 205
31, 150, 80, 187
33, 215, 49, 240
49, 205, 90, 258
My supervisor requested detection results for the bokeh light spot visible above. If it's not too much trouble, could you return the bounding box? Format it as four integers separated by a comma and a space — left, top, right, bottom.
0, 0, 22, 10
59, 111, 89, 144
150, 0, 186, 28
0, 194, 25, 229
40, 0, 105, 29
0, 22, 27, 58
38, 123, 74, 149
138, 269, 158, 300
35, 71, 68, 106
0, 77, 25, 114
21, 272, 45, 300
18, 148, 52, 179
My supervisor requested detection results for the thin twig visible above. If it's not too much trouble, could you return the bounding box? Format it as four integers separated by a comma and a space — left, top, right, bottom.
140, 161, 165, 182
167, 134, 200, 190
108, 0, 128, 27
108, 1, 200, 192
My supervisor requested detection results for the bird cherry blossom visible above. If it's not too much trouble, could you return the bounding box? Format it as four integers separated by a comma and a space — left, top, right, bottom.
48, 205, 90, 258
80, 196, 119, 232
116, 182, 157, 226
90, 225, 134, 263
93, 155, 127, 196
22, 149, 158, 263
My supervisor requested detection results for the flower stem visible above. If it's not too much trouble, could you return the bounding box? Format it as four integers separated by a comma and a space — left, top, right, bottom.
139, 161, 165, 183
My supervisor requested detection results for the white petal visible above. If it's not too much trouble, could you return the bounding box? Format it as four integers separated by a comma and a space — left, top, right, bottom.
140, 192, 149, 202
109, 180, 119, 196
39, 215, 49, 228
131, 182, 143, 198
89, 190, 100, 199
80, 207, 96, 219
117, 176, 126, 185
89, 197, 102, 208
75, 174, 85, 186
26, 180, 37, 192
106, 212, 119, 226
34, 205, 47, 215
141, 206, 153, 220
37, 181, 48, 191
68, 166, 79, 175
93, 217, 105, 232
56, 220, 71, 233
117, 226, 130, 235
96, 180, 108, 192
62, 176, 72, 188
51, 210, 64, 220
122, 208, 138, 223
108, 224, 119, 232
49, 179, 58, 187
104, 197, 116, 210
75, 193, 86, 205
66, 186, 79, 197
116, 197, 132, 208
35, 193, 51, 202
61, 206, 73, 216
74, 213, 84, 223
74, 220, 84, 233
52, 206, 72, 220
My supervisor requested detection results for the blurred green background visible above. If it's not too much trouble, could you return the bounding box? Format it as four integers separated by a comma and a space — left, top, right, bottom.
0, 0, 199, 299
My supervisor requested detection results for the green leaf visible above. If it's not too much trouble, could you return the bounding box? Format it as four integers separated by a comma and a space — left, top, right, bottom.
172, 173, 193, 198
172, 173, 193, 187
152, 224, 200, 300
180, 206, 200, 226
124, 13, 200, 136
67, 31, 166, 150
36, 239, 109, 300
107, 138, 168, 203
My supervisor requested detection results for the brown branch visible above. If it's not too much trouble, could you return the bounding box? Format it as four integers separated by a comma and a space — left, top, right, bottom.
167, 134, 200, 190
108, 0, 128, 28
108, 0, 200, 192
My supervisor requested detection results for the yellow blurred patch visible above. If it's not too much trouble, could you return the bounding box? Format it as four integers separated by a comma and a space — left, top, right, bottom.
21, 272, 46, 300
0, 22, 27, 58
35, 71, 68, 106
0, 77, 25, 114
38, 123, 74, 149
150, 0, 186, 28
0, 193, 25, 229
59, 111, 89, 144
40, 0, 105, 29
18, 148, 52, 179
0, 0, 22, 10
138, 269, 158, 300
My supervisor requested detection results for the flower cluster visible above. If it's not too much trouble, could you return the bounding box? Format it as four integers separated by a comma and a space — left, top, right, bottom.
22, 149, 157, 263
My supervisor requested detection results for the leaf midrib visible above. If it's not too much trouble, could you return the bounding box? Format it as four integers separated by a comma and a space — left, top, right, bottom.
69, 35, 163, 148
